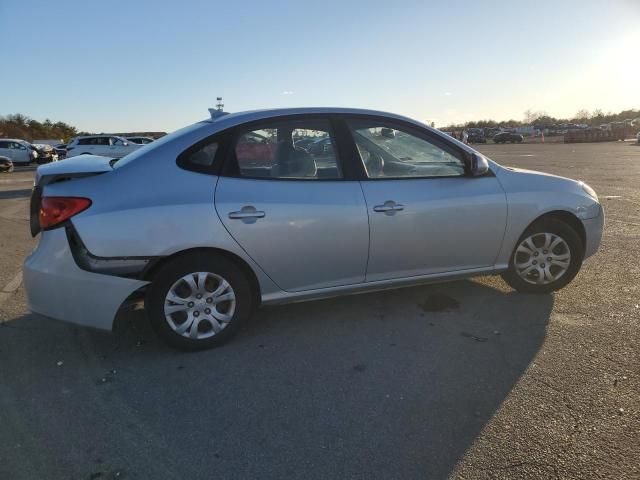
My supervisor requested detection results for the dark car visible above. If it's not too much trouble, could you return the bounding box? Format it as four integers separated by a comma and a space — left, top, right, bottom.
306, 137, 334, 155
467, 132, 486, 144
493, 132, 524, 144
53, 144, 67, 159
0, 156, 14, 173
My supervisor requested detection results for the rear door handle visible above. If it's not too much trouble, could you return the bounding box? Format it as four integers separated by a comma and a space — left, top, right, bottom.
228, 206, 265, 223
373, 201, 404, 215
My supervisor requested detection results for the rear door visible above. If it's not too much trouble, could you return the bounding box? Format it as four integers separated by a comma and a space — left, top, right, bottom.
343, 117, 507, 282
8, 142, 30, 163
108, 137, 125, 157
214, 116, 369, 292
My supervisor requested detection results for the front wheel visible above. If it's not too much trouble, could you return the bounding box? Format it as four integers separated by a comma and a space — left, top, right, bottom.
146, 253, 254, 350
501, 218, 584, 293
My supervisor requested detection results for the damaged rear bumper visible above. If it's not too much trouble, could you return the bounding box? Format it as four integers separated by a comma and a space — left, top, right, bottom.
23, 228, 148, 331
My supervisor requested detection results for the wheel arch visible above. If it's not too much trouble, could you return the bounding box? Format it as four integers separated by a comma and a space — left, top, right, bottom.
524, 210, 586, 252
141, 247, 262, 306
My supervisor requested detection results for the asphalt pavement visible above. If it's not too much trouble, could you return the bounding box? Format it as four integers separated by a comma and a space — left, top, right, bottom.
0, 143, 638, 479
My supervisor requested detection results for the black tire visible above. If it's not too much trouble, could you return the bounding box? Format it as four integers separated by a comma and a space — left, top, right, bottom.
146, 253, 254, 351
501, 218, 584, 294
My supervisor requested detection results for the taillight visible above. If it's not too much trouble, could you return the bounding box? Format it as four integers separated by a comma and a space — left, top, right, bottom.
39, 197, 92, 230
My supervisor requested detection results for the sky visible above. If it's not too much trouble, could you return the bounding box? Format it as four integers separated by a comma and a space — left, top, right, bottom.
1, 0, 639, 132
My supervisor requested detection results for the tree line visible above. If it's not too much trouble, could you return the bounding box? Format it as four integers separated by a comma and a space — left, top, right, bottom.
444, 108, 640, 129
0, 114, 78, 143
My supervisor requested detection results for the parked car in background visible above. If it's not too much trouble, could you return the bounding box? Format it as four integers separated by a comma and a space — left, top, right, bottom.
0, 139, 37, 164
126, 136, 155, 145
493, 132, 524, 144
636, 131, 640, 144
53, 144, 67, 159
467, 129, 487, 144
65, 135, 142, 158
305, 137, 334, 155
0, 156, 14, 173
32, 144, 59, 164
33, 139, 66, 160
24, 107, 604, 351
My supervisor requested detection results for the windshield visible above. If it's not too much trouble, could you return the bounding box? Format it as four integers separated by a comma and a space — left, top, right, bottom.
113, 121, 209, 168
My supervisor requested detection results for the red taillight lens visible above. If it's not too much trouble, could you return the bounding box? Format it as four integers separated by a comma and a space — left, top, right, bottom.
39, 197, 92, 230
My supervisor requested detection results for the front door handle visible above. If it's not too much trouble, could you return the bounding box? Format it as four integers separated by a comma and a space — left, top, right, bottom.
373, 200, 404, 215
228, 206, 265, 223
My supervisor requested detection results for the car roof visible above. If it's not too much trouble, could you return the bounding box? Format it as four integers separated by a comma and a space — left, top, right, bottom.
207, 107, 428, 128
0, 138, 28, 142
74, 134, 122, 139
206, 107, 473, 148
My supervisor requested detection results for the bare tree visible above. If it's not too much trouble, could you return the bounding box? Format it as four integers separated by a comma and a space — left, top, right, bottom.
524, 109, 548, 124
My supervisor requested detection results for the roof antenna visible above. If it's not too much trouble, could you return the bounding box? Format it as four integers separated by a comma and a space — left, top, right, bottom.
209, 96, 228, 120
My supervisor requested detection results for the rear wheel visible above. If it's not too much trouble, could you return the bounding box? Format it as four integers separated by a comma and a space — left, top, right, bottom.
146, 253, 254, 350
501, 218, 584, 293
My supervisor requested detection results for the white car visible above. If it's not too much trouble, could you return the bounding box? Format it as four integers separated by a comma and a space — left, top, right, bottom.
65, 135, 142, 159
0, 139, 37, 164
126, 136, 155, 145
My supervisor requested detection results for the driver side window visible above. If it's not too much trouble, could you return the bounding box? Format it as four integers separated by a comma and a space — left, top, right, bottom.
347, 120, 465, 179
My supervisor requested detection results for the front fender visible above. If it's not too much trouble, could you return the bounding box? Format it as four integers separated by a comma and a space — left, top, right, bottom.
493, 166, 602, 267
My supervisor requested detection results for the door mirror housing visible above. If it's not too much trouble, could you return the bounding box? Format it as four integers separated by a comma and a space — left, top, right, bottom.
470, 153, 489, 176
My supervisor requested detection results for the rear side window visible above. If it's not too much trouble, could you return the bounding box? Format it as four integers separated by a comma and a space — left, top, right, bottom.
185, 142, 219, 167
0, 141, 8, 148
176, 133, 223, 174
231, 118, 341, 180
78, 137, 109, 146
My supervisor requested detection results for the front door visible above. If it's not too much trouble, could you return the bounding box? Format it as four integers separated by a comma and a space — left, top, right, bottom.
7, 142, 30, 164
215, 117, 369, 292
344, 118, 507, 282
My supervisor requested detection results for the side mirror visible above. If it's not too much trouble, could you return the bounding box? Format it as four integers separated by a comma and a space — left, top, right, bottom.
470, 153, 489, 176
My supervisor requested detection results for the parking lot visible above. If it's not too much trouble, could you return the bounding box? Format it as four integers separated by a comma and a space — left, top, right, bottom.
0, 142, 638, 479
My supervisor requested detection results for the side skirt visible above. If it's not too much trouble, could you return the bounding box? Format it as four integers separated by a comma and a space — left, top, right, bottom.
260, 266, 506, 306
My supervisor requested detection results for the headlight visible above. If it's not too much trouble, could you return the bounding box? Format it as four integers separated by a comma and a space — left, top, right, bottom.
581, 182, 598, 202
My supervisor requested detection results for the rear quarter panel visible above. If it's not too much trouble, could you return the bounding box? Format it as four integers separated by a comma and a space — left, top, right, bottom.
41, 130, 282, 298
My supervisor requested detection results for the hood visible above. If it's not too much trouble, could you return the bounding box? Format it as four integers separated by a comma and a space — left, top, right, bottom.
35, 155, 113, 186
500, 166, 576, 183
494, 163, 589, 198
32, 143, 53, 152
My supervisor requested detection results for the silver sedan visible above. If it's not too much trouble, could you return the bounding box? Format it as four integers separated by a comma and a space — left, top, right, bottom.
24, 108, 604, 350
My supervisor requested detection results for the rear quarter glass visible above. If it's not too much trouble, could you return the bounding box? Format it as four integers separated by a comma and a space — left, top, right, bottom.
113, 122, 210, 169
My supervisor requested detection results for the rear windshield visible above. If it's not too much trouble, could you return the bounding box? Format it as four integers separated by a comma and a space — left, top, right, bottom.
113, 121, 210, 169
